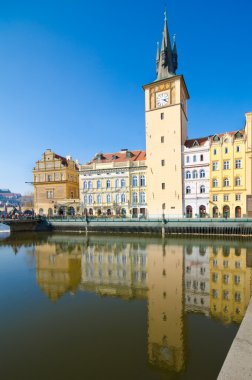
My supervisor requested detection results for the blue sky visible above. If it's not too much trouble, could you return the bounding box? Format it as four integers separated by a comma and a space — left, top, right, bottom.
0, 0, 251, 193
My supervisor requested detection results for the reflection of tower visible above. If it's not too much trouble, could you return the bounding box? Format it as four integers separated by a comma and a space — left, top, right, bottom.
36, 243, 82, 302
209, 244, 252, 323
184, 244, 210, 315
147, 242, 185, 372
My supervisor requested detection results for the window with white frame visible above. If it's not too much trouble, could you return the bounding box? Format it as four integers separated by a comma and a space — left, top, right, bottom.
186, 171, 191, 179
224, 161, 230, 170
121, 193, 126, 203
84, 181, 88, 189
132, 176, 138, 187
47, 190, 54, 199
106, 193, 111, 203
192, 170, 198, 179
224, 194, 229, 201
115, 179, 120, 188
121, 178, 126, 188
186, 186, 191, 194
132, 192, 138, 203
200, 185, 205, 193
88, 194, 92, 204
115, 194, 120, 204
235, 194, 241, 201
97, 180, 101, 189
193, 155, 197, 162
140, 175, 146, 187
88, 181, 92, 189
186, 156, 190, 163
213, 179, 218, 187
213, 195, 218, 202
235, 177, 241, 186
200, 169, 205, 178
212, 162, 218, 170
235, 159, 241, 169
106, 179, 111, 189
223, 178, 229, 187
84, 195, 87, 204
140, 192, 146, 204
97, 194, 102, 204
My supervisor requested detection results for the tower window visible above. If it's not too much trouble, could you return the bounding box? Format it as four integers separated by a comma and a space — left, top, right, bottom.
162, 183, 165, 190
161, 160, 165, 166
160, 113, 164, 120
161, 136, 164, 143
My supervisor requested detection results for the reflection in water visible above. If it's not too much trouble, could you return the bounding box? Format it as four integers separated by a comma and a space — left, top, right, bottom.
2, 234, 252, 377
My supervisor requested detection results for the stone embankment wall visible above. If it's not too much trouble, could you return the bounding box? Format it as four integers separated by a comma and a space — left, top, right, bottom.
49, 219, 252, 236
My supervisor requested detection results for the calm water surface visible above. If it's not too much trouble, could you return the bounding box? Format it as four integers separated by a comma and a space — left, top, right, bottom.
0, 231, 251, 380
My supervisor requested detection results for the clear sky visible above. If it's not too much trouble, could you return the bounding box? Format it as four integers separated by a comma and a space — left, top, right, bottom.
0, 0, 251, 194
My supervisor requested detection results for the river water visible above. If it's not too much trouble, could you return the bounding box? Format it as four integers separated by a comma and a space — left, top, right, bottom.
0, 232, 251, 380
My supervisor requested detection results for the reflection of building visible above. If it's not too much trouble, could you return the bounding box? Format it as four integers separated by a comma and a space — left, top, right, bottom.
147, 243, 185, 372
79, 150, 147, 217
209, 245, 252, 323
184, 245, 210, 315
33, 149, 80, 216
80, 240, 148, 299
36, 243, 81, 302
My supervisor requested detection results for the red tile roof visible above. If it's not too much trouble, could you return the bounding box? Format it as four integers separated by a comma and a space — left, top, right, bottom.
87, 150, 146, 164
184, 136, 211, 148
210, 130, 244, 141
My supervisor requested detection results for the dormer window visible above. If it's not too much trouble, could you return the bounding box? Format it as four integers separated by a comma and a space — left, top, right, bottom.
213, 135, 220, 142
126, 151, 133, 159
112, 155, 118, 160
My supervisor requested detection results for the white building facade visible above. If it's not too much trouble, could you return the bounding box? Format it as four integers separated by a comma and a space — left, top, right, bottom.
183, 137, 210, 217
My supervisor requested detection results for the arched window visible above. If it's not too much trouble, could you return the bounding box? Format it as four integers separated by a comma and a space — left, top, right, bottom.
121, 179, 126, 188
84, 195, 87, 204
88, 194, 93, 204
97, 194, 102, 204
140, 175, 146, 187
115, 194, 120, 203
200, 169, 205, 178
186, 171, 191, 179
200, 185, 205, 193
97, 180, 101, 189
106, 194, 111, 203
115, 179, 120, 188
84, 181, 88, 189
106, 179, 111, 189
121, 193, 126, 203
235, 177, 241, 186
88, 181, 92, 189
132, 192, 138, 203
224, 178, 229, 187
186, 186, 191, 194
192, 170, 198, 179
213, 179, 218, 188
140, 192, 146, 203
132, 176, 138, 187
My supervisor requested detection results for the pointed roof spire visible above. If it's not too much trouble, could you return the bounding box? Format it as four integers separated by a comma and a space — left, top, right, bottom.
172, 34, 178, 71
156, 9, 177, 81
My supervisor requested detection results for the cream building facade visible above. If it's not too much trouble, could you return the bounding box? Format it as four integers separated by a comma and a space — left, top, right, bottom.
143, 13, 189, 218
33, 149, 80, 216
79, 149, 147, 217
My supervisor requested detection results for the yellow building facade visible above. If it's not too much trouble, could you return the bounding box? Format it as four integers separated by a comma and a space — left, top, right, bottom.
210, 113, 252, 218
33, 149, 80, 216
79, 149, 147, 217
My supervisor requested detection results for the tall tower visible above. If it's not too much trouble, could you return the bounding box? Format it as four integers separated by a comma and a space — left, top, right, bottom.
143, 11, 189, 218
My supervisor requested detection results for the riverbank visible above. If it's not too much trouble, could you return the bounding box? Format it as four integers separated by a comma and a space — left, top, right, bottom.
218, 298, 252, 379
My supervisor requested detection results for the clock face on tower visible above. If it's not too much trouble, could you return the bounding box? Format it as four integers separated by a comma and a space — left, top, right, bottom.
156, 92, 169, 108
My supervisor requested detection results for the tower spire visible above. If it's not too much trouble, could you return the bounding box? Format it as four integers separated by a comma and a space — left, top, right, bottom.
156, 9, 177, 81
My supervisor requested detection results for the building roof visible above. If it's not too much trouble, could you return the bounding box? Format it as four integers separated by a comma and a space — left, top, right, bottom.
184, 136, 211, 148
210, 129, 244, 141
87, 149, 146, 165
